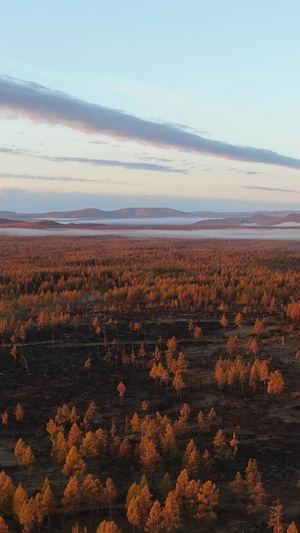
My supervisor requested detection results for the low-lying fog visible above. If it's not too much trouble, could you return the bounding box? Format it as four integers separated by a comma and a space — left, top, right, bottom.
1, 227, 300, 240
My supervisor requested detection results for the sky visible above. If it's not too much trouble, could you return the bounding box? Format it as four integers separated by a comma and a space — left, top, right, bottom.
0, 0, 300, 213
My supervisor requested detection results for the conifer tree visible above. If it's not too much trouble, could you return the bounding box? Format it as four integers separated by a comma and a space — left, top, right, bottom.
103, 478, 118, 521
139, 437, 162, 473
118, 437, 132, 461
145, 499, 163, 533
161, 423, 178, 456
81, 474, 102, 515
51, 431, 68, 463
14, 438, 26, 467
268, 501, 284, 533
126, 483, 140, 510
0, 471, 14, 515
42, 484, 56, 525
197, 480, 219, 524
18, 497, 36, 533
230, 471, 245, 495
22, 446, 36, 482
15, 403, 25, 422
127, 496, 141, 532
287, 522, 299, 533
13, 484, 28, 519
62, 446, 86, 476
117, 382, 126, 405
96, 521, 122, 533
68, 423, 82, 449
62, 476, 81, 514
162, 490, 183, 532
267, 370, 285, 394
159, 473, 172, 499
213, 429, 228, 457
0, 517, 10, 533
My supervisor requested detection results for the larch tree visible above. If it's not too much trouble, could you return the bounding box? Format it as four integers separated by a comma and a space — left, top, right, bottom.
103, 478, 118, 521
0, 517, 10, 533
84, 357, 92, 381
117, 382, 126, 405
172, 372, 186, 400
194, 326, 203, 340
62, 476, 81, 514
51, 431, 68, 463
161, 423, 178, 457
127, 496, 141, 532
138, 483, 153, 529
159, 473, 172, 500
81, 474, 102, 515
247, 481, 269, 522
126, 483, 141, 511
145, 499, 163, 533
287, 522, 299, 533
173, 469, 189, 511
1, 412, 8, 430
15, 403, 25, 422
18, 497, 36, 533
34, 492, 44, 530
13, 483, 28, 519
96, 521, 122, 533
235, 312, 243, 330
68, 423, 82, 449
230, 471, 245, 495
162, 490, 183, 533
138, 437, 162, 473
267, 370, 285, 394
62, 446, 86, 477
220, 314, 228, 330
226, 336, 239, 355
213, 429, 228, 457
245, 459, 262, 492
42, 484, 56, 525
267, 501, 284, 533
197, 480, 219, 524
80, 431, 99, 459
22, 446, 36, 482
0, 470, 14, 515
118, 437, 132, 461
69, 407, 80, 424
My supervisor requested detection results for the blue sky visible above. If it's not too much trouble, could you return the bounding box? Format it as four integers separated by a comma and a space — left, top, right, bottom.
1, 0, 300, 212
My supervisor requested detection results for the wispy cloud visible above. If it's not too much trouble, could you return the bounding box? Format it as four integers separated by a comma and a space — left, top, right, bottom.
1, 75, 300, 169
242, 186, 300, 193
0, 145, 186, 173
0, 172, 124, 185
227, 168, 283, 178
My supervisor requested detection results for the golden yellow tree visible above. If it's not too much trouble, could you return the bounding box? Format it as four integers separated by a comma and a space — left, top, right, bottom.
0, 470, 14, 515
197, 480, 219, 524
15, 403, 25, 421
0, 516, 10, 533
117, 382, 126, 405
13, 483, 28, 519
96, 521, 122, 533
267, 370, 284, 394
103, 478, 118, 520
42, 484, 56, 525
162, 490, 183, 532
62, 476, 81, 514
22, 446, 36, 482
62, 446, 86, 476
145, 499, 163, 533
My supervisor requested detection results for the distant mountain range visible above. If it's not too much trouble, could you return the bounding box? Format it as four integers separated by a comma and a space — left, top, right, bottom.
1, 207, 300, 221
193, 213, 300, 227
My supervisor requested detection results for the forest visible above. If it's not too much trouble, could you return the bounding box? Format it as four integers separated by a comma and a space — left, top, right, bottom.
0, 235, 299, 533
